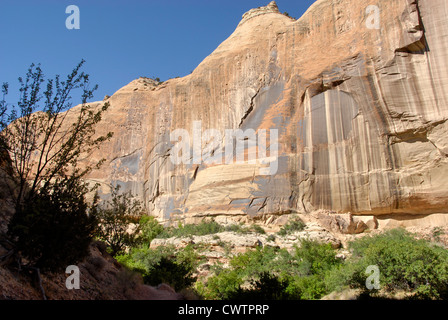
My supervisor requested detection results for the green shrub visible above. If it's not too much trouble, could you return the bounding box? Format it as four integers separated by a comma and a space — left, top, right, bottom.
287, 274, 328, 300
324, 262, 359, 294
196, 268, 244, 300
157, 219, 224, 238
229, 246, 293, 279
294, 240, 340, 275
94, 185, 145, 256
154, 221, 267, 239
251, 224, 266, 234
197, 247, 289, 300
277, 218, 306, 236
238, 272, 293, 300
224, 223, 250, 234
431, 227, 445, 243
116, 244, 200, 291
2, 61, 112, 274
328, 229, 448, 299
7, 176, 97, 272
118, 221, 448, 300
198, 241, 341, 300
284, 240, 342, 299
136, 215, 164, 246
144, 256, 196, 291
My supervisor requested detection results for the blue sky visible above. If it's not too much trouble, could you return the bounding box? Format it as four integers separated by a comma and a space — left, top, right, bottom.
0, 0, 316, 103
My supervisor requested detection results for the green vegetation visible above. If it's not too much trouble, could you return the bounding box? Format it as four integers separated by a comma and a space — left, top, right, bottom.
282, 12, 296, 19
157, 220, 224, 238
116, 244, 201, 292
0, 61, 114, 300
93, 185, 146, 256
7, 175, 98, 271
196, 240, 341, 300
138, 215, 165, 245
326, 229, 448, 300
155, 220, 266, 239
277, 217, 306, 236
1, 61, 112, 274
223, 223, 266, 235
250, 224, 266, 234
108, 212, 448, 301
195, 229, 448, 300
432, 227, 445, 243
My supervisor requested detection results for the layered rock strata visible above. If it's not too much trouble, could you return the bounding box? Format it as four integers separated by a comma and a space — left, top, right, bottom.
67, 0, 447, 224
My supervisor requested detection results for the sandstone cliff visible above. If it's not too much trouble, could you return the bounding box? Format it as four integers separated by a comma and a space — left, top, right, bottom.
75, 0, 448, 226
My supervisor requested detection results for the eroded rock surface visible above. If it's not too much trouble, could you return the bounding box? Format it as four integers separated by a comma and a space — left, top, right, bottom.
69, 0, 447, 224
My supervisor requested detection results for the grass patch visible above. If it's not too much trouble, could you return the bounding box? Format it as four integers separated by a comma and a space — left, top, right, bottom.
277, 218, 306, 236
156, 220, 225, 238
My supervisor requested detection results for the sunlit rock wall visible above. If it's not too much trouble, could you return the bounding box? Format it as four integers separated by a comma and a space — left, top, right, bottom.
77, 0, 448, 222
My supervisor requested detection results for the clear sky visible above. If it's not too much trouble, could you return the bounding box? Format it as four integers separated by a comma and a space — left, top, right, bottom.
0, 0, 316, 103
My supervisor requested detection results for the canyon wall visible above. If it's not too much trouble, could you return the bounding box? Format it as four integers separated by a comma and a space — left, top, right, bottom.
78, 0, 448, 224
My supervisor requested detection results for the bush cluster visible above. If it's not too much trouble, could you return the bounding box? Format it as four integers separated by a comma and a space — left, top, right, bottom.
156, 220, 224, 239
155, 220, 266, 239
326, 229, 448, 299
277, 218, 306, 236
1, 61, 112, 277
196, 240, 341, 300
116, 244, 201, 292
196, 229, 448, 300
108, 214, 448, 300
7, 176, 97, 271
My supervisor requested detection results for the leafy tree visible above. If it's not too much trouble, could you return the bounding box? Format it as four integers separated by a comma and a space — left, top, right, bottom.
294, 240, 339, 276
198, 240, 342, 300
7, 175, 98, 271
197, 268, 244, 300
136, 215, 164, 247
94, 185, 145, 256
326, 229, 448, 299
0, 61, 112, 275
116, 244, 200, 292
0, 60, 112, 210
144, 256, 196, 291
239, 272, 292, 300
0, 83, 8, 139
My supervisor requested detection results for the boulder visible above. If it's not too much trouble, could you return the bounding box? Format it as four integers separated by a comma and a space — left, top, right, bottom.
317, 213, 368, 235
353, 216, 378, 231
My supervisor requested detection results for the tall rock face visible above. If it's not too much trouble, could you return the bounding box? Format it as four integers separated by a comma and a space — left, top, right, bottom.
82, 0, 448, 223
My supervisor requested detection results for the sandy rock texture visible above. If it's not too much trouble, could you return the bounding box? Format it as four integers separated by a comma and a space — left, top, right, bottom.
63, 0, 447, 224
0, 241, 183, 300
